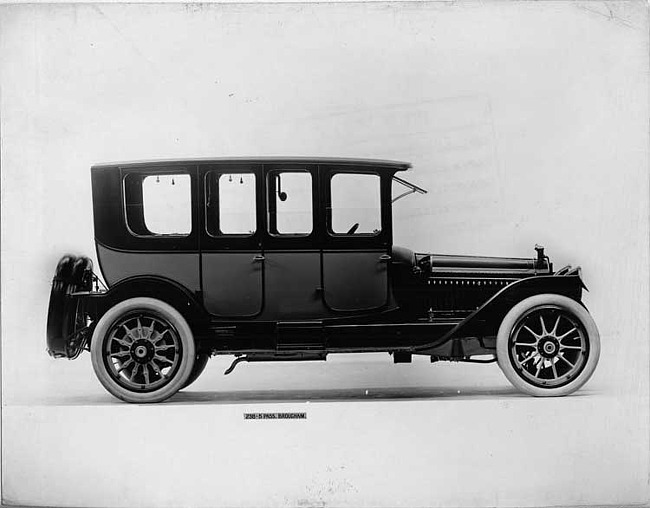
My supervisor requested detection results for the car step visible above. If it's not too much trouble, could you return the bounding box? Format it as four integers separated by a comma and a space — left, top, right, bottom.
393, 352, 412, 363
276, 320, 325, 352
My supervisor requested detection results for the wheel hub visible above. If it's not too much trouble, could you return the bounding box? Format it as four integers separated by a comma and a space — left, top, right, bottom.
538, 337, 559, 358
131, 339, 155, 364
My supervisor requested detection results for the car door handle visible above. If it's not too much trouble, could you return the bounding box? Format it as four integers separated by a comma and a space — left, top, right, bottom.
252, 255, 265, 262
379, 254, 392, 262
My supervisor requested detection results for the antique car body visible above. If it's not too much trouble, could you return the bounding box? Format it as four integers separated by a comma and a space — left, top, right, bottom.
46, 157, 600, 402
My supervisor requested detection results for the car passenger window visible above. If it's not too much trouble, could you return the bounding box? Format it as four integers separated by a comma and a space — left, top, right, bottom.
330, 173, 381, 235
268, 171, 313, 235
205, 172, 256, 236
125, 173, 192, 236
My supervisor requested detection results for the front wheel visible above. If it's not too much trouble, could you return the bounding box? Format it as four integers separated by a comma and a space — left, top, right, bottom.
496, 294, 600, 397
90, 298, 195, 403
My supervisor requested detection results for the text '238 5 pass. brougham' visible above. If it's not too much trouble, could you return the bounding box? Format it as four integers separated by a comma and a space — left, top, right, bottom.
46, 157, 600, 403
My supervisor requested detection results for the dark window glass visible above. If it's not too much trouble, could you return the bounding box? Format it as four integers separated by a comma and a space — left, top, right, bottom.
124, 173, 191, 237
268, 171, 313, 235
205, 172, 256, 236
330, 173, 381, 235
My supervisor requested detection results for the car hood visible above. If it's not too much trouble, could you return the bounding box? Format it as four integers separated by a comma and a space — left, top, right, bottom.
425, 252, 550, 277
390, 246, 552, 278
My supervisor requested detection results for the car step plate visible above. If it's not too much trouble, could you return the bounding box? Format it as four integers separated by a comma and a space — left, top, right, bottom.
276, 321, 325, 352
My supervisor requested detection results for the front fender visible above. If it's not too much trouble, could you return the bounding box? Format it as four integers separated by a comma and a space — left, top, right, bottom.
416, 274, 585, 352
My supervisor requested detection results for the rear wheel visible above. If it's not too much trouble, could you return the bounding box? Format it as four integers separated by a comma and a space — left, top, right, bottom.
496, 294, 600, 397
90, 297, 195, 403
181, 353, 210, 390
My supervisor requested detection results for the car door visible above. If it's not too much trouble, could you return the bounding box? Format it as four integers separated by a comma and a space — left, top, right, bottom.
321, 167, 390, 311
261, 164, 325, 320
200, 164, 264, 317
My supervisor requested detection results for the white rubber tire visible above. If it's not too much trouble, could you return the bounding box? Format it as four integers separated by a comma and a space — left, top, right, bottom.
91, 297, 196, 403
496, 294, 600, 397
180, 353, 210, 390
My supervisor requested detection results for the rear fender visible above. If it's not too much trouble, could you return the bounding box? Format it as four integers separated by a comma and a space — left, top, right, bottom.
95, 276, 208, 329
418, 274, 585, 351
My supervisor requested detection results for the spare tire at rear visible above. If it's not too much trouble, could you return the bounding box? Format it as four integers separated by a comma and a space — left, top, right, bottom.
46, 255, 93, 358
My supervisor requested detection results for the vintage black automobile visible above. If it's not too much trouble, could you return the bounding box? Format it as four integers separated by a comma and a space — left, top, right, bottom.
46, 157, 600, 403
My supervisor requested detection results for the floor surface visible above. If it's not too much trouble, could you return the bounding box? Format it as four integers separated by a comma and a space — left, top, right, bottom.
3, 353, 648, 508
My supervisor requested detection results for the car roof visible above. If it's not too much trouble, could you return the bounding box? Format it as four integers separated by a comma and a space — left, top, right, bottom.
91, 156, 411, 172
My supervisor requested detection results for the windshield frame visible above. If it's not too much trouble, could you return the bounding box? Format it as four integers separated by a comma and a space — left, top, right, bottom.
392, 175, 428, 203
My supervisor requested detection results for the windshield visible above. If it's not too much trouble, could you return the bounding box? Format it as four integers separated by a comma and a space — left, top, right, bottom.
392, 175, 428, 203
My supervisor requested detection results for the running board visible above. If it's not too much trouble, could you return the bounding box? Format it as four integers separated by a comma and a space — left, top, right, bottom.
207, 320, 462, 355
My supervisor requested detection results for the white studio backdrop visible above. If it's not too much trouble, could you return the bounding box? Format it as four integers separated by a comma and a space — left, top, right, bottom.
1, 2, 648, 507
